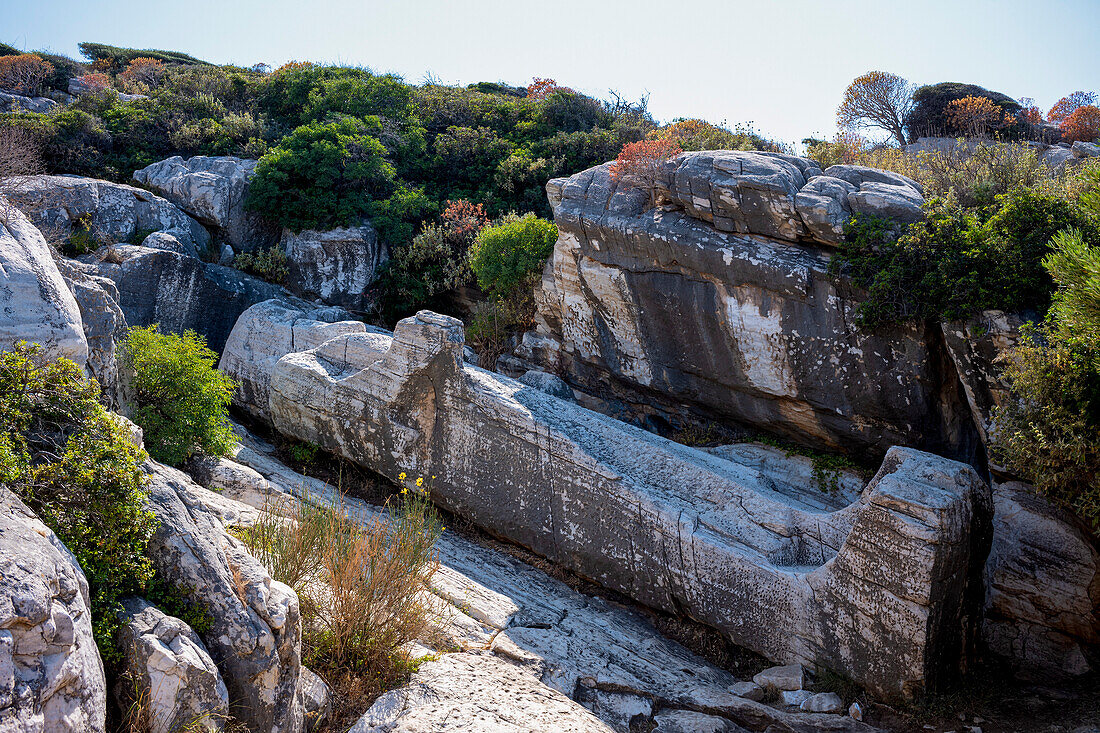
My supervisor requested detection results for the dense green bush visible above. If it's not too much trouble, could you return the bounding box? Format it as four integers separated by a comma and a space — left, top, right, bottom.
233, 245, 289, 284
0, 343, 155, 661
993, 164, 1100, 528
121, 326, 238, 467
78, 41, 210, 70
831, 188, 1100, 326
246, 117, 396, 232
469, 213, 557, 298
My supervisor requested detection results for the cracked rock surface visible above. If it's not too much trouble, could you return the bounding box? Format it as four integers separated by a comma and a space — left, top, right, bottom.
0, 486, 106, 733
221, 424, 874, 732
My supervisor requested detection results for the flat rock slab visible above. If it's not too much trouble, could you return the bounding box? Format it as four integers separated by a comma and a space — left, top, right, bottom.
348, 652, 615, 733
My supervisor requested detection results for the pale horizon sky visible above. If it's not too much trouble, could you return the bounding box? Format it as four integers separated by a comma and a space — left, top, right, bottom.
3, 0, 1099, 149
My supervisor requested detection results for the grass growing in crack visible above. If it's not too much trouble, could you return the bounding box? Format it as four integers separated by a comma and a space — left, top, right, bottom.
235, 481, 442, 728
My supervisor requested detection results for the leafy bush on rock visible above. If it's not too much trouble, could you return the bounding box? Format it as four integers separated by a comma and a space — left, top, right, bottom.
246, 117, 396, 233
121, 326, 238, 467
469, 213, 557, 299
0, 343, 155, 661
832, 187, 1099, 327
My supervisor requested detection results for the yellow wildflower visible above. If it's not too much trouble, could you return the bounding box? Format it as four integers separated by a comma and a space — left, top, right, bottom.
398, 471, 407, 480
416, 477, 424, 487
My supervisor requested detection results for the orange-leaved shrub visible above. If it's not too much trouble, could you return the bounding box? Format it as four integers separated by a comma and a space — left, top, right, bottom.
526, 77, 572, 100
0, 53, 55, 95
946, 95, 1016, 138
118, 57, 166, 91
610, 138, 683, 205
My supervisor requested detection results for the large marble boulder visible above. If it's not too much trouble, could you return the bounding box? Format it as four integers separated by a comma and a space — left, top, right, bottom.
225, 422, 872, 732
115, 597, 229, 733
134, 156, 275, 252
0, 487, 106, 732
984, 482, 1100, 677
656, 151, 811, 242
524, 160, 968, 459
280, 223, 387, 309
142, 461, 304, 733
794, 175, 857, 244
80, 244, 285, 353
226, 303, 993, 699
0, 199, 88, 366
940, 310, 1027, 455
3, 175, 210, 257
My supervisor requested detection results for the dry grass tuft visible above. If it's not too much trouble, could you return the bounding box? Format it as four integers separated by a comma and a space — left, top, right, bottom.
238, 486, 442, 728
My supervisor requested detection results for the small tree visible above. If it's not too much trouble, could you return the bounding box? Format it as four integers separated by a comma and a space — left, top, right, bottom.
0, 53, 54, 95
946, 95, 1016, 138
1060, 105, 1100, 144
609, 138, 683, 206
121, 326, 238, 466
1048, 91, 1098, 124
836, 71, 914, 147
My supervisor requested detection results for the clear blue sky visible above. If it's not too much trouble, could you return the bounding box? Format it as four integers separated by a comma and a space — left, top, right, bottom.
4, 0, 1098, 148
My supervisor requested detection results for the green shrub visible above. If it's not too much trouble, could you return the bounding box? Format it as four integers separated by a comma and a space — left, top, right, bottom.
78, 42, 210, 70
0, 343, 155, 662
468, 213, 557, 298
121, 326, 238, 467
992, 170, 1100, 531
831, 188, 1100, 326
993, 319, 1100, 532
378, 199, 488, 320
246, 117, 395, 232
233, 245, 289, 284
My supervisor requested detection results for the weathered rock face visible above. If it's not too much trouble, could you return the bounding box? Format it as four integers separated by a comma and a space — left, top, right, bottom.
4, 175, 210, 256
521, 157, 973, 459
227, 302, 992, 699
280, 223, 387, 309
0, 200, 88, 366
115, 597, 229, 733
984, 481, 1100, 677
54, 258, 128, 407
134, 156, 275, 252
0, 487, 106, 733
229, 424, 869, 733
142, 461, 303, 733
0, 90, 57, 113
939, 311, 1026, 455
81, 244, 285, 353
